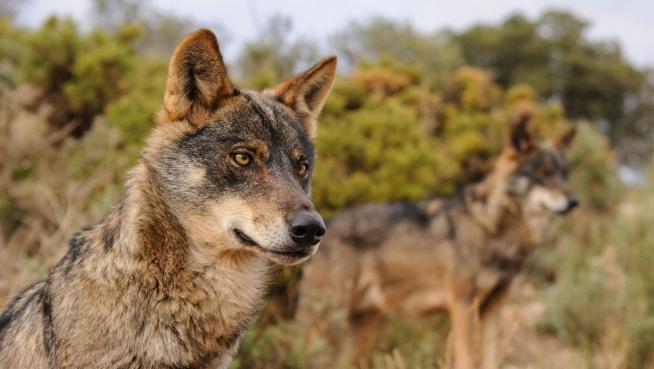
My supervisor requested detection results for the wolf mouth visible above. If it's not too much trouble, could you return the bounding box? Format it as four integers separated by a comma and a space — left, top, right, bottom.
233, 229, 311, 259
234, 229, 258, 246
539, 202, 570, 215
266, 249, 311, 258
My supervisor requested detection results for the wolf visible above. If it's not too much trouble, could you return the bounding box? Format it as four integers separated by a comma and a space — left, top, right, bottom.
0, 29, 336, 369
298, 114, 578, 369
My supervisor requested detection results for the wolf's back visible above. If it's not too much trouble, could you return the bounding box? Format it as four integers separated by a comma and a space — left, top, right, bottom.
0, 281, 49, 369
296, 202, 427, 325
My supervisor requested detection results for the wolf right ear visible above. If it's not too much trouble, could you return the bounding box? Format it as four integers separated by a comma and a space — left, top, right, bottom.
269, 56, 337, 140
555, 127, 577, 152
163, 29, 234, 126
509, 112, 534, 155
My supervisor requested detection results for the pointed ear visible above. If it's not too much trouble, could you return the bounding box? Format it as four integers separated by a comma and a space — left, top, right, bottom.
555, 127, 577, 152
508, 112, 534, 155
269, 56, 337, 139
163, 29, 235, 125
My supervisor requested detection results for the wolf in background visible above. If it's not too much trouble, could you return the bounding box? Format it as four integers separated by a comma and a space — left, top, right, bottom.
298, 114, 578, 369
0, 29, 336, 369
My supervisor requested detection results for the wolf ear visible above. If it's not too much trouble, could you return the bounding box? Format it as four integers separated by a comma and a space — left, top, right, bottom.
555, 127, 577, 152
269, 56, 337, 139
163, 29, 234, 125
509, 112, 534, 155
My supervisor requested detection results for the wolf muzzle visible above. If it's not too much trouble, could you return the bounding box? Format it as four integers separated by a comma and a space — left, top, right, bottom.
561, 196, 579, 214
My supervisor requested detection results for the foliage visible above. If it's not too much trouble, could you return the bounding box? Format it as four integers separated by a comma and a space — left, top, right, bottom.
616, 69, 654, 163
321, 12, 654, 164
18, 17, 139, 135
330, 17, 463, 89
104, 59, 167, 149
0, 91, 129, 304
233, 314, 449, 369
537, 183, 654, 368
567, 122, 623, 211
314, 93, 455, 217
454, 10, 648, 159
0, 16, 27, 91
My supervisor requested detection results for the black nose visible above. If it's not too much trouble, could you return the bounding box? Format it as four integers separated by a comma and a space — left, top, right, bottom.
567, 197, 580, 210
289, 212, 326, 247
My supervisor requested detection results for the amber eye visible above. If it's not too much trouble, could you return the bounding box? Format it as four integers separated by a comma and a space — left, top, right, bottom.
232, 152, 252, 166
297, 160, 309, 176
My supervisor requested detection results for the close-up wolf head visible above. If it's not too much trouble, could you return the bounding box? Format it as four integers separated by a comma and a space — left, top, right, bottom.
144, 29, 335, 265
505, 115, 578, 217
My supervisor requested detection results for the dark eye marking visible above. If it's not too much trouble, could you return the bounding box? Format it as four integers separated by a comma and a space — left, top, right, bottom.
517, 149, 573, 185
516, 155, 543, 176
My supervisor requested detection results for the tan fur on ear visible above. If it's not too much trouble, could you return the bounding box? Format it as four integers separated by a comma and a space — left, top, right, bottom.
163, 29, 234, 125
269, 56, 337, 139
555, 127, 577, 152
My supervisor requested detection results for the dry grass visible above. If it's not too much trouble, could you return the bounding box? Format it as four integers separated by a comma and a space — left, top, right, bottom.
0, 88, 129, 304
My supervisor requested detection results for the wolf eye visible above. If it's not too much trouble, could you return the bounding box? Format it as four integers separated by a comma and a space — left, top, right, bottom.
297, 160, 309, 177
232, 152, 252, 166
541, 165, 555, 177
561, 168, 569, 179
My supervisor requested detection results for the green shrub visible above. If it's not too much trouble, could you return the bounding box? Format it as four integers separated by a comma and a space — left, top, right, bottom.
19, 17, 138, 134
538, 184, 654, 368
567, 122, 623, 211
104, 60, 167, 149
0, 17, 27, 90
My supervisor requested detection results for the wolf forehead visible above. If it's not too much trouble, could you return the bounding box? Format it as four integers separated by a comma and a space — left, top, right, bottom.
515, 145, 569, 178
173, 90, 315, 162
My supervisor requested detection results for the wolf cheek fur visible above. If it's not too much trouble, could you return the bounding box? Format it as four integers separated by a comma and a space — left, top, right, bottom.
0, 29, 336, 369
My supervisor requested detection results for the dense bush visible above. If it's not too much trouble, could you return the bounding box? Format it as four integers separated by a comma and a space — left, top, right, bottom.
10, 17, 139, 135
537, 183, 654, 368
0, 17, 26, 90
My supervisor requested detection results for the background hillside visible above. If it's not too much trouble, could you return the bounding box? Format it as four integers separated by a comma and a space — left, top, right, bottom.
0, 1, 653, 368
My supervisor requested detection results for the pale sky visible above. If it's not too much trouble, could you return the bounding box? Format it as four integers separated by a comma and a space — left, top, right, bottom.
16, 0, 654, 68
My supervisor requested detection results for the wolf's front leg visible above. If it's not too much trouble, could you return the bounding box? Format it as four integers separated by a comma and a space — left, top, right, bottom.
448, 299, 479, 369
480, 285, 513, 369
480, 311, 501, 369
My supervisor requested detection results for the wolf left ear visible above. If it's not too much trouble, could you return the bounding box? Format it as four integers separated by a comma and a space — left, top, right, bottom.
555, 127, 577, 152
269, 56, 337, 139
509, 113, 534, 155
163, 29, 234, 125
